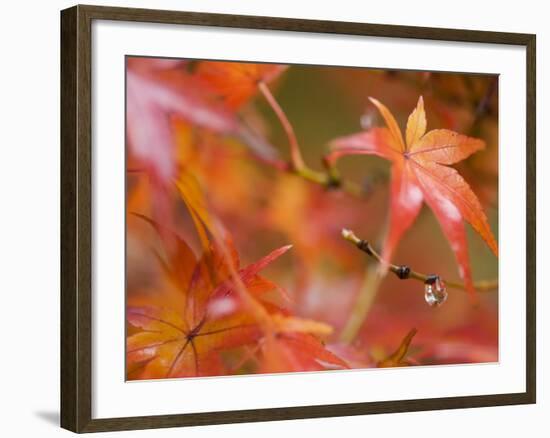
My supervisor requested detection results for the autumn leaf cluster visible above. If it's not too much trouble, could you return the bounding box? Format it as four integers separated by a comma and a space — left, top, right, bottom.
126, 58, 499, 380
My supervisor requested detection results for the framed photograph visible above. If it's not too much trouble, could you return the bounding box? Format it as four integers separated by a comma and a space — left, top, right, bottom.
60, 4, 536, 433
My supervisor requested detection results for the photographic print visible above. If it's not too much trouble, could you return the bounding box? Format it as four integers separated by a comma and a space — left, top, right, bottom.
125, 57, 499, 381
61, 6, 535, 431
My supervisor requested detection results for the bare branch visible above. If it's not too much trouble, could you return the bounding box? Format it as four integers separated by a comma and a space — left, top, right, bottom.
341, 228, 498, 292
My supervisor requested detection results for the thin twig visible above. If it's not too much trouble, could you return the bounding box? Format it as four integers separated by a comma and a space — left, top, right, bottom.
257, 81, 366, 197
258, 81, 305, 171
341, 228, 498, 292
339, 264, 382, 344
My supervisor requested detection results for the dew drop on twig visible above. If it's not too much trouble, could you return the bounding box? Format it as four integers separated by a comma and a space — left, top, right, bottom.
424, 276, 448, 307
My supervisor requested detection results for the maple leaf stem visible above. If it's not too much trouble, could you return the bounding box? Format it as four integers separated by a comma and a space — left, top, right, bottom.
258, 81, 306, 171
258, 81, 367, 197
341, 228, 498, 292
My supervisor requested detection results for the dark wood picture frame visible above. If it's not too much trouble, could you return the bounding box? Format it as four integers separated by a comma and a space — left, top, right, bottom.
61, 4, 536, 433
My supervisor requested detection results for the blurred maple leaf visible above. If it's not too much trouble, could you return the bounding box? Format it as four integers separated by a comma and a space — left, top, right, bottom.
126, 223, 349, 378
327, 328, 418, 369
126, 238, 291, 379
127, 168, 348, 378
195, 61, 287, 110
126, 60, 238, 183
327, 96, 497, 295
126, 58, 282, 234
260, 332, 349, 374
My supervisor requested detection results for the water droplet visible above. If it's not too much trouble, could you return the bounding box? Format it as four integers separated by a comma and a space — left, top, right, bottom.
424, 277, 448, 307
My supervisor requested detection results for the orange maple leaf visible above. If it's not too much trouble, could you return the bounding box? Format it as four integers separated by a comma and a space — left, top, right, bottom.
327, 96, 498, 295
377, 328, 418, 368
195, 61, 287, 110
126, 215, 346, 378
128, 155, 348, 378
260, 332, 349, 374
126, 235, 292, 379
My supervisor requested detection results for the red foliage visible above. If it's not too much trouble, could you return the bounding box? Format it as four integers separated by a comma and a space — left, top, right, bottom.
328, 96, 497, 295
126, 60, 499, 380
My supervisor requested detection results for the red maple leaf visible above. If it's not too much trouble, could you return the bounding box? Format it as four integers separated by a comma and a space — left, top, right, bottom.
327, 96, 498, 295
